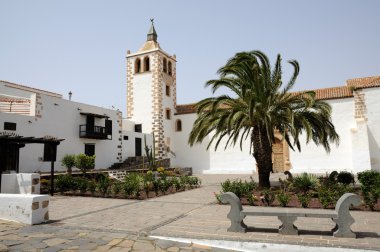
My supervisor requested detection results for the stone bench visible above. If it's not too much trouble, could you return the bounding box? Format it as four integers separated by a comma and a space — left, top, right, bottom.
0, 194, 49, 225
220, 192, 362, 238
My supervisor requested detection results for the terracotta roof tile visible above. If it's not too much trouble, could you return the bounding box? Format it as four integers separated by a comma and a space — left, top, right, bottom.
346, 76, 380, 89
175, 80, 367, 115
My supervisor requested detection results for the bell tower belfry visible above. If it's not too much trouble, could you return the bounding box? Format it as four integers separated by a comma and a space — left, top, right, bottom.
126, 20, 177, 159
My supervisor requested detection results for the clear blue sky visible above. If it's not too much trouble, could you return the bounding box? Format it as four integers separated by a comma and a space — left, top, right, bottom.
1, 1, 379, 116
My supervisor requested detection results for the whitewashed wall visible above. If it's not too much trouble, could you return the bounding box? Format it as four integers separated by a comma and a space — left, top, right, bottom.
1, 85, 121, 173
171, 95, 379, 174
121, 119, 153, 160
364, 87, 380, 171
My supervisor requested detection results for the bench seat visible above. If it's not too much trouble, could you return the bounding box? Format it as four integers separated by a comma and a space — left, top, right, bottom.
242, 207, 337, 218
221, 192, 362, 238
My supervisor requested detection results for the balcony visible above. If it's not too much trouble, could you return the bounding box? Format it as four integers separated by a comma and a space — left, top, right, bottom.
79, 125, 109, 140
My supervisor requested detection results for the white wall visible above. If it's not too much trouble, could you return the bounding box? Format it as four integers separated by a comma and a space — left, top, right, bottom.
1, 84, 122, 172
128, 55, 154, 134
364, 87, 380, 171
290, 98, 356, 173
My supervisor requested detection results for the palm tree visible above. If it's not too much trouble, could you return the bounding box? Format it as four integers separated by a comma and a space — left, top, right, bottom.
188, 51, 339, 188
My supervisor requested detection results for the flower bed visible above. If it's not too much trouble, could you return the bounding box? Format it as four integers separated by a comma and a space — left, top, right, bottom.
214, 170, 380, 211
40, 171, 201, 200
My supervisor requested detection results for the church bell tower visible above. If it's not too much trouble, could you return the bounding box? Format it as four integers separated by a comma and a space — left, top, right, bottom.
126, 20, 177, 159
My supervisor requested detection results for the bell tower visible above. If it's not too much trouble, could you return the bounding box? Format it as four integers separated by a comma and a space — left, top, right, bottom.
126, 20, 177, 159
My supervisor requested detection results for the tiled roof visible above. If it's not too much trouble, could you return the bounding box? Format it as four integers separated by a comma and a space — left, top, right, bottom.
346, 76, 380, 89
175, 76, 380, 115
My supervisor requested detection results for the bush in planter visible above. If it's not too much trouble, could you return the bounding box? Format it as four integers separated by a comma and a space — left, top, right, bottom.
297, 193, 312, 208
75, 154, 95, 174
97, 175, 111, 196
87, 180, 97, 195
221, 179, 256, 199
261, 190, 275, 206
337, 171, 355, 185
358, 170, 380, 210
292, 173, 318, 194
61, 154, 76, 175
124, 173, 141, 197
111, 181, 123, 196
317, 183, 353, 208
276, 191, 291, 207
74, 177, 89, 194
55, 174, 74, 194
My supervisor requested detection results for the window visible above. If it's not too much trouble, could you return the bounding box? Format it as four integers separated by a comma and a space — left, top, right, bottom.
165, 84, 170, 96
144, 56, 150, 72
165, 108, 171, 120
4, 122, 16, 131
175, 119, 182, 132
123, 135, 129, 140
85, 144, 95, 156
135, 124, 142, 133
163, 58, 167, 73
168, 61, 172, 76
135, 58, 141, 73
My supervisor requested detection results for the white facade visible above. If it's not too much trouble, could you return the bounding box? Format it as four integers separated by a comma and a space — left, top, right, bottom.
0, 81, 149, 173
126, 25, 380, 175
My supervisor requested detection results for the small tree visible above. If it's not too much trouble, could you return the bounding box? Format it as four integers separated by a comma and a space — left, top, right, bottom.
61, 154, 76, 175
75, 154, 95, 174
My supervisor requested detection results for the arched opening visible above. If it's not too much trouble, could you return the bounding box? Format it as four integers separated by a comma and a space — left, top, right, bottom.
175, 119, 182, 132
144, 56, 150, 72
168, 61, 172, 76
163, 58, 167, 73
134, 58, 141, 73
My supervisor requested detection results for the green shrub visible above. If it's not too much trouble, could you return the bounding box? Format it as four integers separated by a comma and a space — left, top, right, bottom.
87, 180, 97, 194
358, 170, 380, 210
75, 154, 95, 174
276, 191, 291, 207
337, 171, 355, 185
292, 173, 318, 193
111, 181, 123, 195
220, 179, 256, 199
75, 177, 89, 193
297, 193, 312, 208
61, 154, 76, 175
171, 177, 181, 191
97, 175, 111, 196
124, 173, 141, 197
55, 174, 74, 193
261, 190, 275, 206
317, 184, 352, 209
247, 194, 258, 206
329, 171, 338, 182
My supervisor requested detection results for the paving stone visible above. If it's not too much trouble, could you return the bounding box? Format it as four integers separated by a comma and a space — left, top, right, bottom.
116, 239, 134, 248
167, 247, 180, 252
94, 245, 112, 252
0, 244, 8, 252
132, 240, 155, 251
107, 238, 123, 246
43, 238, 69, 247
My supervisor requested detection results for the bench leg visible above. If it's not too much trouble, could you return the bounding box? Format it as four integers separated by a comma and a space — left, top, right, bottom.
278, 216, 298, 235
227, 217, 247, 233
332, 217, 356, 238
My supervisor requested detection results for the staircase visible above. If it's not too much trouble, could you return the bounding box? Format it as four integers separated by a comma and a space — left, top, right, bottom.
108, 156, 170, 171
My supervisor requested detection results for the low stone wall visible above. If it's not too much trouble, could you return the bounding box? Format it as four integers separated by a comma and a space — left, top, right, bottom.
0, 194, 49, 224
1, 173, 40, 194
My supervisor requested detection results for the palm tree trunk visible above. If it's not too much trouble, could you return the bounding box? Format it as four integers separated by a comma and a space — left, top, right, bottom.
252, 126, 273, 188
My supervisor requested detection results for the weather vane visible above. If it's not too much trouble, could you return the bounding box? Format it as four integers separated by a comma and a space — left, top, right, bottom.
150, 18, 154, 25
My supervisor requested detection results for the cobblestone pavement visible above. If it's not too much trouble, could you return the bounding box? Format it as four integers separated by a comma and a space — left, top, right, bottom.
1, 174, 380, 251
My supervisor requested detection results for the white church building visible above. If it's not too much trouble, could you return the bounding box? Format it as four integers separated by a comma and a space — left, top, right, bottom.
1, 22, 379, 175
126, 22, 380, 175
